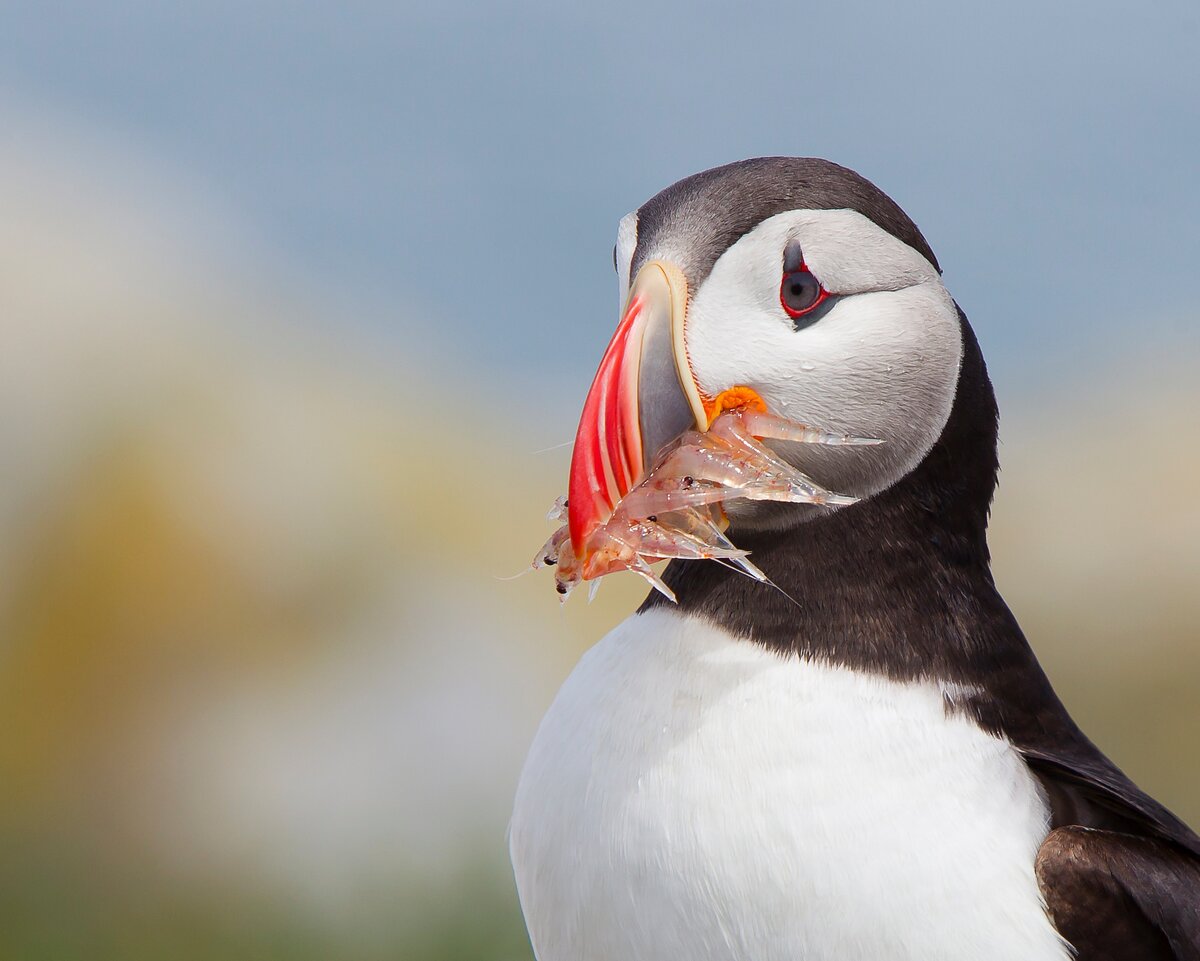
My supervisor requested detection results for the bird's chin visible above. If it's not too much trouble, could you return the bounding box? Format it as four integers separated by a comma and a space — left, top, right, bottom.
719, 497, 835, 534
716, 443, 873, 534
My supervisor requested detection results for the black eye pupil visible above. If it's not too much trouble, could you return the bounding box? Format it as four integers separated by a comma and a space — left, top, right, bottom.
781, 269, 821, 315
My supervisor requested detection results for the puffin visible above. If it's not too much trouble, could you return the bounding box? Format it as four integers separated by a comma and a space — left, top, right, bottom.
509, 157, 1200, 960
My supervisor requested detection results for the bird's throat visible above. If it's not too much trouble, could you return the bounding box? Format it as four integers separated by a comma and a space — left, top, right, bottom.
639, 310, 1004, 681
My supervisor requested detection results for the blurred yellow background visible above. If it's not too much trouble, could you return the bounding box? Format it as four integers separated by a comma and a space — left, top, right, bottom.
1, 4, 1198, 960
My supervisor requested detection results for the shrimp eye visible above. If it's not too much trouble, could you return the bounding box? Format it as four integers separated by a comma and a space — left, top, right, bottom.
780, 268, 827, 320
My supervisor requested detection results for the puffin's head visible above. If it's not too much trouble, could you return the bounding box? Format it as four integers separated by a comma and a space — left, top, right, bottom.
568, 157, 965, 550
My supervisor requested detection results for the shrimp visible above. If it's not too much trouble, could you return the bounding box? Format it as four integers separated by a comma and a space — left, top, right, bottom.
533, 408, 880, 601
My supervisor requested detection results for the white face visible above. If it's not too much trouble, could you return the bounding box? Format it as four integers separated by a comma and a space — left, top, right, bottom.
633, 208, 964, 527
615, 210, 638, 306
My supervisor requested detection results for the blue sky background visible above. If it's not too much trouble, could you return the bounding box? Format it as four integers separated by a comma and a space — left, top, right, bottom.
1, 7, 1198, 959
1, 0, 1197, 427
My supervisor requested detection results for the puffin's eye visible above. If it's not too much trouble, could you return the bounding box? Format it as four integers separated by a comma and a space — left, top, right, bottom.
780, 268, 827, 320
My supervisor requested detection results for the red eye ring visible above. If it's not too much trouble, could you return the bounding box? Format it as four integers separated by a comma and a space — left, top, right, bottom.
779, 267, 829, 319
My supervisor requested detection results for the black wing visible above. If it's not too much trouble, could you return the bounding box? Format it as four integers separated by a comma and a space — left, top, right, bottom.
1036, 826, 1200, 961
1003, 701, 1200, 958
973, 632, 1200, 958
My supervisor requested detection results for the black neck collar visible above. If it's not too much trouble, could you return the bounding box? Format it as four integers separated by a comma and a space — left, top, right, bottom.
639, 308, 1011, 683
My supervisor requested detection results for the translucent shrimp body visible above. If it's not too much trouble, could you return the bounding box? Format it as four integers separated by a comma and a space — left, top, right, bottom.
534, 409, 880, 601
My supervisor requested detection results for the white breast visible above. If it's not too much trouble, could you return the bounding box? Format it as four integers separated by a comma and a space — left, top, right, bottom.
510, 608, 1070, 961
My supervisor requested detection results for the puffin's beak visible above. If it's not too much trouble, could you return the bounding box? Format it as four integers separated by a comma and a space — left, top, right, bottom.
567, 260, 707, 554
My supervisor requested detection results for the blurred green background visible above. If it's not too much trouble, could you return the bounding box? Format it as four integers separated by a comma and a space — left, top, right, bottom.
0, 3, 1197, 960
